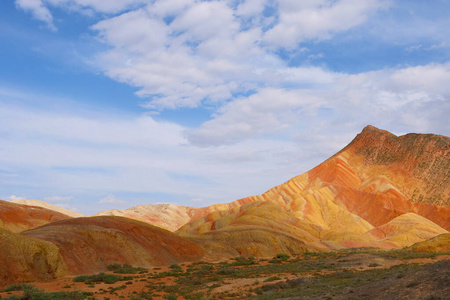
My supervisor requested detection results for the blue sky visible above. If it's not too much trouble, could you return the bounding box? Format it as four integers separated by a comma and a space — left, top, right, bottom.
0, 0, 449, 214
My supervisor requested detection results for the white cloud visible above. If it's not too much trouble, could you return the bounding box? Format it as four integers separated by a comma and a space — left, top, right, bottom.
15, 0, 148, 31
186, 62, 450, 146
99, 195, 125, 204
44, 196, 73, 202
263, 0, 388, 48
88, 0, 390, 111
190, 198, 204, 203
8, 0, 449, 214
15, 0, 56, 31
5, 195, 27, 201
186, 88, 324, 146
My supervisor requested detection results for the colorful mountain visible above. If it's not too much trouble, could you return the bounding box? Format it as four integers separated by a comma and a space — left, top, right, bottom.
0, 200, 72, 233
176, 126, 449, 254
0, 125, 448, 286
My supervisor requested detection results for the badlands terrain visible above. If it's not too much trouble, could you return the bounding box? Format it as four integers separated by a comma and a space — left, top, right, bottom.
0, 125, 449, 299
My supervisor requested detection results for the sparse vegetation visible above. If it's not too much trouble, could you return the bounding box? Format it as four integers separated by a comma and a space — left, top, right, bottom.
106, 263, 148, 274
1, 250, 448, 300
73, 273, 132, 284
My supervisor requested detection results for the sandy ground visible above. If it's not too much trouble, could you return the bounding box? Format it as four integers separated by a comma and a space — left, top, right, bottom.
1, 255, 449, 300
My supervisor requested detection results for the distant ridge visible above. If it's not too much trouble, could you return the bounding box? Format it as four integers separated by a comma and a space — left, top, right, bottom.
11, 199, 84, 218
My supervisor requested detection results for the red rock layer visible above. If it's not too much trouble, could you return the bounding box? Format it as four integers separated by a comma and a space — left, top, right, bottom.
0, 200, 72, 233
23, 216, 205, 275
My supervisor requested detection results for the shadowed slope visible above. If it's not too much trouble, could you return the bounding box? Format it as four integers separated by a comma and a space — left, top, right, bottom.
23, 216, 205, 275
365, 213, 448, 247
0, 228, 68, 287
0, 200, 72, 233
406, 233, 450, 252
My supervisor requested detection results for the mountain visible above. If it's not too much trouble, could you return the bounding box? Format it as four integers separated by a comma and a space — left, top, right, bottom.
95, 126, 448, 256
0, 200, 72, 233
1, 125, 448, 286
10, 199, 85, 218
98, 126, 449, 239
176, 126, 449, 254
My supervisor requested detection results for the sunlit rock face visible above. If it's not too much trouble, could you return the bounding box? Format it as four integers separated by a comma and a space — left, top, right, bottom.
10, 199, 85, 218
0, 228, 68, 287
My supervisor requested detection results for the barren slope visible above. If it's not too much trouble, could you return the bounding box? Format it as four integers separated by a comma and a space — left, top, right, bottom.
0, 200, 72, 233
177, 126, 449, 253
11, 199, 84, 218
23, 216, 205, 275
96, 198, 253, 231
0, 228, 68, 287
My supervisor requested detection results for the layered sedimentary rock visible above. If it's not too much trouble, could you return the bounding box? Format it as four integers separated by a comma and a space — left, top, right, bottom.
1, 125, 448, 285
176, 126, 449, 254
96, 198, 253, 232
0, 200, 72, 233
406, 233, 450, 252
0, 228, 68, 287
11, 199, 85, 218
22, 216, 205, 275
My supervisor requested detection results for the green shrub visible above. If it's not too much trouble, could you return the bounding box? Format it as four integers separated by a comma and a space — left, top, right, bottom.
73, 273, 125, 284
2, 283, 35, 292
169, 264, 183, 272
163, 293, 177, 300
276, 253, 290, 261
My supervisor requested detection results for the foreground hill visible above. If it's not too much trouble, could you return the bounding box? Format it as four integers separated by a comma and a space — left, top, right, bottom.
0, 228, 68, 286
22, 216, 205, 275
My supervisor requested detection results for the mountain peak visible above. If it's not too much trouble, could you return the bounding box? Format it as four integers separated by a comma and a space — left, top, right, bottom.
341, 126, 449, 206
360, 125, 397, 136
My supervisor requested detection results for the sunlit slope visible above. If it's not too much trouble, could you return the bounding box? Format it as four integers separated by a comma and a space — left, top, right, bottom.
406, 233, 450, 252
177, 126, 449, 253
11, 199, 85, 218
181, 201, 325, 257
0, 199, 72, 233
95, 198, 253, 231
0, 228, 68, 287
23, 216, 205, 275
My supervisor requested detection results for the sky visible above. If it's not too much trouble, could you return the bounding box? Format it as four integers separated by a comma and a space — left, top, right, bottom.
0, 0, 449, 215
